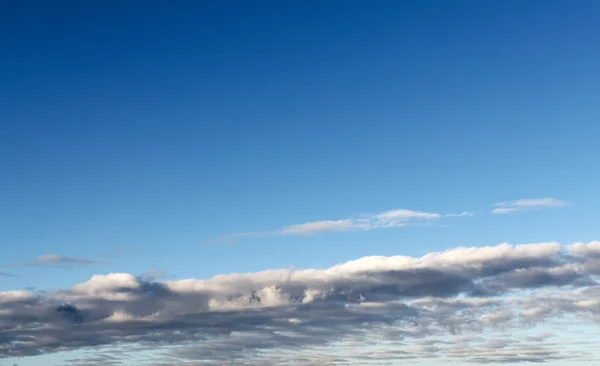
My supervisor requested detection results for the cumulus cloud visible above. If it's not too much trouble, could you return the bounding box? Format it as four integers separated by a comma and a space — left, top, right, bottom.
6, 254, 104, 269
1, 241, 600, 364
568, 241, 600, 257
491, 198, 567, 214
218, 208, 472, 241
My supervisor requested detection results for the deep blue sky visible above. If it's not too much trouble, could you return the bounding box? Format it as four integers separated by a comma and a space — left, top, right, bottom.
2, 1, 600, 365
1, 0, 600, 292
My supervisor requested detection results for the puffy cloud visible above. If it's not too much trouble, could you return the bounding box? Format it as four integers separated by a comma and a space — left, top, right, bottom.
0, 290, 36, 304
491, 198, 567, 214
568, 241, 600, 257
1, 241, 600, 364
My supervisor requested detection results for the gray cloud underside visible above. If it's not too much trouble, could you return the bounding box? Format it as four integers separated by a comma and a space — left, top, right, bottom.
58, 332, 586, 366
2, 241, 600, 364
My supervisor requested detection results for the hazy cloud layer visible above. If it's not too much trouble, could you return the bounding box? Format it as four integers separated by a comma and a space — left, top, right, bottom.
2, 241, 600, 364
491, 198, 567, 215
4, 254, 104, 269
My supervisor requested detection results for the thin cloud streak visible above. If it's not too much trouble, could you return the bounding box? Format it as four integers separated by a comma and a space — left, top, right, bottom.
445, 211, 474, 217
491, 198, 567, 214
5, 254, 105, 269
216, 208, 473, 241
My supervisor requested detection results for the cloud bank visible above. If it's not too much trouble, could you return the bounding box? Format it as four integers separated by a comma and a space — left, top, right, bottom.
2, 241, 600, 364
491, 198, 566, 215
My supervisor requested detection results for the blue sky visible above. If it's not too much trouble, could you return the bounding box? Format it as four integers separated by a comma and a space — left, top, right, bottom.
1, 1, 600, 365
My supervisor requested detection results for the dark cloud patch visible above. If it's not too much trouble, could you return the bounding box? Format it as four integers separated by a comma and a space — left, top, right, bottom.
56, 303, 86, 324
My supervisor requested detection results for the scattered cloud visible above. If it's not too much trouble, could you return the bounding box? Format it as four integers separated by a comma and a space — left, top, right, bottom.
491, 198, 567, 214
217, 208, 472, 241
1, 241, 600, 364
6, 254, 105, 269
0, 271, 14, 277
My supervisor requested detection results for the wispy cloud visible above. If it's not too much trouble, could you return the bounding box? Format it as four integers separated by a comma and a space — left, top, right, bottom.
280, 218, 359, 235
1, 241, 600, 364
217, 208, 473, 241
0, 271, 15, 277
140, 269, 175, 280
7, 254, 105, 269
491, 198, 567, 214
445, 211, 474, 217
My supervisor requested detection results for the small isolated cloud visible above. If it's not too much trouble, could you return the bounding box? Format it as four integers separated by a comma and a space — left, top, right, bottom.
218, 208, 472, 240
491, 198, 567, 214
8, 254, 105, 269
140, 269, 174, 280
0, 271, 14, 277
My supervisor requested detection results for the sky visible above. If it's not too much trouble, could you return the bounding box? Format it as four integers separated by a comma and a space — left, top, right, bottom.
1, 0, 600, 365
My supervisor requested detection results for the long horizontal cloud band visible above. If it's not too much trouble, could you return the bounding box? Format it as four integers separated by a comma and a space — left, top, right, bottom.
1, 241, 600, 363
219, 208, 473, 241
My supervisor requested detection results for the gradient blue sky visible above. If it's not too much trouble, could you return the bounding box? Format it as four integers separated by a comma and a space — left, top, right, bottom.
1, 1, 600, 365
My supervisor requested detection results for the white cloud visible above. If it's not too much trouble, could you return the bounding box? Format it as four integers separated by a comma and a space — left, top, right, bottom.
220, 208, 471, 239
567, 241, 600, 257
281, 208, 444, 235
491, 198, 567, 214
374, 209, 441, 220
0, 290, 36, 304
71, 273, 140, 297
280, 219, 358, 235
